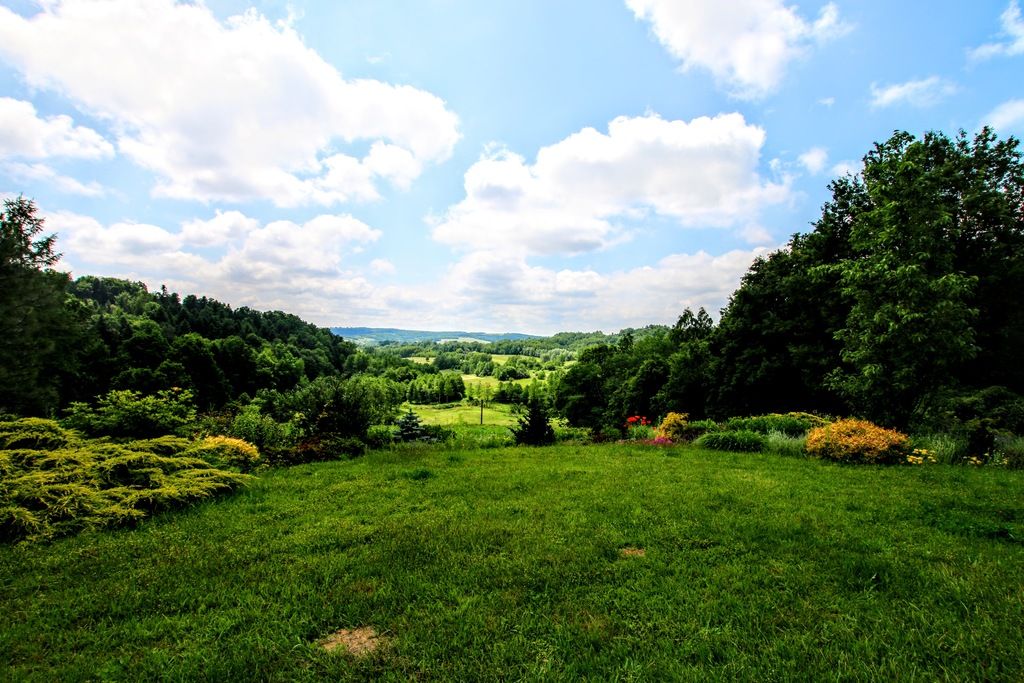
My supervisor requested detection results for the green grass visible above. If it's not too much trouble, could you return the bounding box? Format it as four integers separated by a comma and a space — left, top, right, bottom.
462, 373, 533, 389
411, 401, 519, 427
3, 445, 1023, 680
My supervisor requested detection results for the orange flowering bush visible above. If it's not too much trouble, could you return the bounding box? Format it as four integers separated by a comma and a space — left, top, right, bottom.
805, 419, 909, 464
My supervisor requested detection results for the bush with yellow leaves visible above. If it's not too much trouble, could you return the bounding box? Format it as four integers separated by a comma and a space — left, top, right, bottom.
188, 436, 261, 472
805, 418, 909, 464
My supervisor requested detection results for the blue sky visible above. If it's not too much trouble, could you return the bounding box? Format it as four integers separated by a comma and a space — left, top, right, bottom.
1, 0, 1022, 334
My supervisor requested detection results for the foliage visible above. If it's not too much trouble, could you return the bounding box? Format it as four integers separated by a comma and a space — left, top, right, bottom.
995, 434, 1024, 469
510, 398, 555, 446
0, 197, 84, 415
695, 429, 766, 453
725, 413, 819, 437
395, 408, 428, 442
764, 431, 808, 458
0, 418, 251, 542
187, 436, 261, 472
228, 403, 298, 460
289, 375, 402, 441
0, 417, 78, 450
656, 412, 689, 441
805, 419, 909, 464
62, 389, 197, 439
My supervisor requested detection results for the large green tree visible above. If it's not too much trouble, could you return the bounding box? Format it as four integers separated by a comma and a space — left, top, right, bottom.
0, 197, 82, 414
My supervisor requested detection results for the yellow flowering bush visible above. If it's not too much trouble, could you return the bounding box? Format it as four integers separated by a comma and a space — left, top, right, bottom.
657, 412, 689, 441
189, 436, 261, 472
805, 419, 909, 464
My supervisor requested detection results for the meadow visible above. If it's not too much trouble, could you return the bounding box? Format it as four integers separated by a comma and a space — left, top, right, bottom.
3, 442, 1022, 681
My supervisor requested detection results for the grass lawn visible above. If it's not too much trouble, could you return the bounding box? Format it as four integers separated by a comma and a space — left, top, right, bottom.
2, 444, 1023, 680
461, 374, 534, 390
411, 401, 518, 427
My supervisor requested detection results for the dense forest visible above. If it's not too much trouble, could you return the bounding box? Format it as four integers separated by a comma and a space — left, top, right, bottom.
3, 128, 1024, 460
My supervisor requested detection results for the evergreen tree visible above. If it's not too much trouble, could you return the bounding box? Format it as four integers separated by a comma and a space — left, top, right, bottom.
510, 397, 555, 446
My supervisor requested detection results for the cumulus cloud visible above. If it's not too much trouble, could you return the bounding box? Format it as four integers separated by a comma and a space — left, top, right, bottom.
433, 113, 789, 255
870, 77, 957, 108
0, 97, 113, 160
969, 0, 1024, 61
831, 160, 859, 177
45, 209, 382, 321
983, 98, 1024, 132
1, 161, 105, 196
798, 146, 828, 174
627, 0, 849, 99
432, 247, 771, 332
0, 0, 459, 206
369, 258, 396, 274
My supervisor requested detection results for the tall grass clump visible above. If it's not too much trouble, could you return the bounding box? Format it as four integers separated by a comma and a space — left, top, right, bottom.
726, 412, 826, 437
764, 430, 807, 458
695, 429, 766, 453
909, 432, 969, 465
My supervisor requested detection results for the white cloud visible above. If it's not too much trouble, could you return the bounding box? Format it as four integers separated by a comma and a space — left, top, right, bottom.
738, 223, 773, 244
798, 146, 828, 174
870, 77, 957, 108
431, 247, 771, 332
1, 161, 105, 196
433, 113, 789, 255
831, 160, 859, 177
179, 210, 260, 248
0, 97, 113, 160
627, 0, 849, 99
983, 98, 1024, 132
818, 96, 836, 107
369, 258, 396, 274
0, 0, 459, 206
969, 0, 1024, 61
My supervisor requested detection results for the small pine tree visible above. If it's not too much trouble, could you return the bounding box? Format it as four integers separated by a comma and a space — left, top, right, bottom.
396, 408, 427, 442
510, 398, 555, 446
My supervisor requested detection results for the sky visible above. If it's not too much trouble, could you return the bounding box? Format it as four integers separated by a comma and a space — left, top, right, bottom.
1, 0, 1023, 335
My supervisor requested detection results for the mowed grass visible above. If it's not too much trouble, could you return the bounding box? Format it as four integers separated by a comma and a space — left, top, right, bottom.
412, 401, 519, 426
2, 445, 1023, 681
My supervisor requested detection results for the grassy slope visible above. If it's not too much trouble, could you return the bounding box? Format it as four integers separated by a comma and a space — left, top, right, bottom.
412, 401, 519, 427
2, 445, 1022, 681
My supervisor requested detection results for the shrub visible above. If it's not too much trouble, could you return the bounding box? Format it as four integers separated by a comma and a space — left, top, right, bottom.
0, 418, 78, 450
291, 435, 367, 463
994, 434, 1024, 469
229, 403, 298, 458
511, 399, 556, 446
695, 430, 766, 453
188, 436, 261, 472
1, 435, 251, 543
726, 413, 818, 437
656, 412, 689, 441
395, 408, 428, 442
805, 419, 909, 464
365, 425, 395, 449
62, 389, 197, 438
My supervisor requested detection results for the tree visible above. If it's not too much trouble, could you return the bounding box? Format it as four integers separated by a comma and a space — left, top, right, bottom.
510, 397, 555, 446
0, 197, 82, 415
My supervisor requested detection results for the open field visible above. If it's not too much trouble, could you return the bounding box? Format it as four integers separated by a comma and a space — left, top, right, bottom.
461, 373, 534, 390
2, 444, 1022, 680
411, 400, 518, 426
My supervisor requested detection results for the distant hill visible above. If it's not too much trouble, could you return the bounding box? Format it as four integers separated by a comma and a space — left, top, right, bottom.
330, 327, 539, 345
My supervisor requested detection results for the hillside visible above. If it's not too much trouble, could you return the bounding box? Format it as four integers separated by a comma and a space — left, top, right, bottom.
331, 327, 539, 345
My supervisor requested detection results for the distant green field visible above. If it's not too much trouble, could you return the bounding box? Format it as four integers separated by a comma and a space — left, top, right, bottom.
461, 373, 533, 390
4, 445, 1021, 680
407, 356, 430, 364
411, 401, 518, 426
